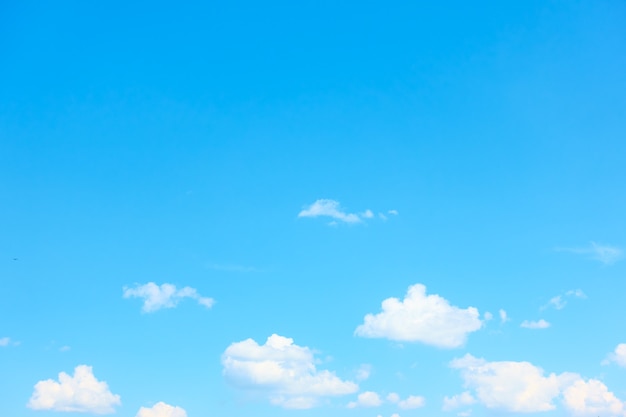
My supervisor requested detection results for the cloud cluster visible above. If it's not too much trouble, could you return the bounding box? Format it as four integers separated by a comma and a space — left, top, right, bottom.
136, 402, 187, 417
27, 365, 121, 414
222, 334, 357, 409
123, 282, 214, 313
298, 199, 397, 225
355, 284, 483, 348
450, 354, 626, 415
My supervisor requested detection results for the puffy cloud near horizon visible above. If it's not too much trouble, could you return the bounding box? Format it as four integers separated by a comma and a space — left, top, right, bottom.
354, 284, 483, 348
298, 199, 396, 225
222, 334, 358, 409
521, 319, 550, 329
123, 282, 214, 313
604, 344, 626, 368
450, 354, 626, 415
27, 365, 121, 414
136, 402, 187, 417
347, 391, 382, 408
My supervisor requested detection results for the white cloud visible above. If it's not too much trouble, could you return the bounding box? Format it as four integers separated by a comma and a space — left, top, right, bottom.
27, 365, 121, 414
123, 282, 214, 313
398, 395, 425, 409
347, 391, 382, 408
362, 209, 374, 219
388, 210, 399, 215
391, 413, 401, 417
562, 379, 625, 416
387, 393, 400, 403
521, 319, 550, 329
221, 334, 357, 409
136, 402, 187, 417
298, 199, 362, 224
604, 344, 626, 368
355, 364, 371, 381
499, 309, 509, 324
542, 289, 587, 311
450, 354, 573, 412
556, 242, 623, 265
0, 337, 10, 346
443, 391, 476, 411
483, 311, 493, 321
354, 284, 483, 348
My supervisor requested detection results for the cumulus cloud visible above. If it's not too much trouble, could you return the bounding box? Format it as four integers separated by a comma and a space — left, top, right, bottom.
354, 284, 483, 348
398, 395, 425, 409
123, 282, 214, 313
442, 391, 476, 411
562, 379, 626, 416
136, 402, 187, 417
556, 242, 623, 265
520, 319, 550, 329
347, 391, 382, 408
27, 365, 121, 414
604, 344, 626, 368
450, 354, 626, 415
221, 334, 357, 409
298, 200, 395, 225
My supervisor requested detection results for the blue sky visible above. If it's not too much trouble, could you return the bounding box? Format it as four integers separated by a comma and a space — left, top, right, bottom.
1, 1, 626, 416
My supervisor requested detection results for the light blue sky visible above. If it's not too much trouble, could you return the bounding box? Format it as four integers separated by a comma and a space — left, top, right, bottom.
1, 1, 626, 416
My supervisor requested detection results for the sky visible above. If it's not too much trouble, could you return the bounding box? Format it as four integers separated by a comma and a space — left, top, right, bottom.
1, 1, 626, 416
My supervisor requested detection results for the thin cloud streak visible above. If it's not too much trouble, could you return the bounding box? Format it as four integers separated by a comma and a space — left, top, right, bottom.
555, 242, 623, 265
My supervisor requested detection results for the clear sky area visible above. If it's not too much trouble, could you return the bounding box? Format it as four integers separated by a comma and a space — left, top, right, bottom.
1, 1, 626, 416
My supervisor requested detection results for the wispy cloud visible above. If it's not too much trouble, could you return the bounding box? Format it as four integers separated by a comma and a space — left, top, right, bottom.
499, 309, 509, 324
0, 337, 19, 347
298, 199, 397, 225
541, 289, 586, 311
123, 282, 214, 313
555, 242, 623, 265
520, 319, 550, 329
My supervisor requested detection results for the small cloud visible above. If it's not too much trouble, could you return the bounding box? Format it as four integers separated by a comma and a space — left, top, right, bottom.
541, 289, 587, 311
520, 319, 550, 329
355, 364, 372, 381
27, 365, 121, 414
347, 391, 382, 408
499, 309, 509, 324
0, 337, 11, 347
443, 391, 476, 411
398, 395, 425, 409
388, 210, 399, 215
378, 213, 388, 221
387, 393, 400, 403
136, 402, 187, 417
59, 346, 71, 352
603, 343, 626, 368
484, 312, 493, 321
123, 282, 214, 313
556, 242, 623, 265
361, 209, 374, 219
298, 199, 362, 224
565, 289, 587, 299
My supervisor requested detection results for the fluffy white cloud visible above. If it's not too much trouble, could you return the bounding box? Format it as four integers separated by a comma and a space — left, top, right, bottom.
450, 354, 571, 412
443, 391, 476, 411
562, 379, 626, 416
557, 242, 623, 265
520, 319, 550, 329
298, 199, 362, 223
136, 402, 187, 417
398, 395, 425, 409
123, 282, 214, 313
347, 391, 382, 408
27, 365, 121, 414
450, 354, 626, 415
222, 334, 358, 408
354, 284, 483, 348
604, 344, 626, 368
